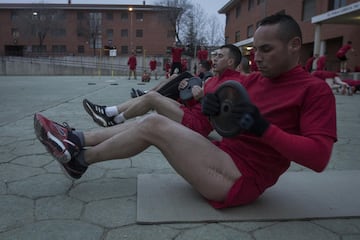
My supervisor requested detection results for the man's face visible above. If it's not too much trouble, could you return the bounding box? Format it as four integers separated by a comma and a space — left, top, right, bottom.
212, 48, 233, 74
253, 24, 294, 79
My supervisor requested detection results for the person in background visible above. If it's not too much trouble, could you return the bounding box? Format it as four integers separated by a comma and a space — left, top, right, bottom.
171, 41, 185, 75
197, 45, 209, 62
127, 51, 137, 80
149, 56, 158, 80
336, 41, 355, 73
316, 54, 327, 71
141, 70, 151, 82
312, 70, 356, 96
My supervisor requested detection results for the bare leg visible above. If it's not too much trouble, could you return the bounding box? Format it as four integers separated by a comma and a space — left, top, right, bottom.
83, 114, 241, 201
121, 91, 183, 122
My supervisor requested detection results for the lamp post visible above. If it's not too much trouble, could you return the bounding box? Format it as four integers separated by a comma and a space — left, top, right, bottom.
128, 7, 133, 52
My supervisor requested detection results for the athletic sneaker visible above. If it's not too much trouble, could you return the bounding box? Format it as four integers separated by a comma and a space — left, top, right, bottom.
83, 99, 115, 127
34, 113, 87, 179
136, 89, 146, 97
130, 88, 137, 98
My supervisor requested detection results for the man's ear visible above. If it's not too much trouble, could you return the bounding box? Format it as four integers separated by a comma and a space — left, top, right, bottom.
289, 37, 301, 52
228, 58, 235, 68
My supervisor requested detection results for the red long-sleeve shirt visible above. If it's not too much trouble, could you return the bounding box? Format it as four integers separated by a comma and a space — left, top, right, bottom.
210, 66, 337, 208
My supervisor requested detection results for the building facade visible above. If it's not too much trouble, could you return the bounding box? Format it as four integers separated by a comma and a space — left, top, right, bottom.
219, 0, 360, 72
0, 3, 179, 57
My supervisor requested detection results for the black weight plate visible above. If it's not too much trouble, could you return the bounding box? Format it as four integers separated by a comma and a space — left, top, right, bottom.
179, 77, 203, 101
210, 80, 250, 137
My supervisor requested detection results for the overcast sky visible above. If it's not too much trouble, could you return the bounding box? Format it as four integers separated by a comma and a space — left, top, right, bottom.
0, 0, 228, 23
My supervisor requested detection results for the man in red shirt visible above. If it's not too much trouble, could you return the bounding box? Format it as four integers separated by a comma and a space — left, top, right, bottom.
336, 41, 355, 72
149, 56, 157, 80
171, 41, 185, 75
34, 14, 336, 209
312, 70, 356, 95
316, 54, 326, 71
81, 44, 243, 133
197, 45, 208, 62
127, 52, 137, 80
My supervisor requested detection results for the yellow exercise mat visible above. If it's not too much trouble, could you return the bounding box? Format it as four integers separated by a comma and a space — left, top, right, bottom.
137, 170, 360, 224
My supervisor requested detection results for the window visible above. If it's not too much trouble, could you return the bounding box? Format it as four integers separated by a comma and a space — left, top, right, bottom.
136, 46, 143, 54
136, 29, 143, 38
121, 45, 128, 54
51, 28, 66, 37
302, 0, 316, 21
225, 36, 229, 44
52, 45, 66, 53
247, 25, 254, 38
257, 0, 265, 4
136, 12, 143, 21
121, 12, 128, 20
78, 45, 85, 53
106, 12, 113, 20
11, 11, 18, 21
248, 0, 254, 10
11, 28, 19, 38
32, 45, 47, 52
236, 4, 241, 18
235, 31, 241, 42
107, 29, 114, 39
77, 12, 84, 20
121, 29, 128, 37
328, 0, 346, 10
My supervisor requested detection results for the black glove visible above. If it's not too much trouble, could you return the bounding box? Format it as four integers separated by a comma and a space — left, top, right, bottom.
232, 102, 269, 137
201, 93, 220, 116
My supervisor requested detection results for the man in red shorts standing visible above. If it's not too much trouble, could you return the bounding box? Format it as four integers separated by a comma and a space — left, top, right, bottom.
336, 41, 355, 73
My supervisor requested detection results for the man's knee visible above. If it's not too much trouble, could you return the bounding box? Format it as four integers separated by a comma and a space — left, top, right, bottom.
137, 113, 171, 135
143, 91, 166, 106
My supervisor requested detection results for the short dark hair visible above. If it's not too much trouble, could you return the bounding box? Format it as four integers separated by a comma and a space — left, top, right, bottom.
199, 60, 211, 71
220, 44, 242, 68
259, 13, 302, 43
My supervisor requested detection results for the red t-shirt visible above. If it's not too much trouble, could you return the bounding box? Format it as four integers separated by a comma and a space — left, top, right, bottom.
316, 56, 326, 70
304, 56, 315, 72
149, 60, 157, 71
197, 49, 208, 61
336, 44, 352, 58
211, 65, 337, 208
127, 56, 137, 70
172, 47, 184, 63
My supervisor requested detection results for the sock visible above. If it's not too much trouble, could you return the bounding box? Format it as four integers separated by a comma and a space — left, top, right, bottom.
76, 150, 89, 167
72, 131, 85, 147
105, 106, 119, 117
114, 112, 126, 124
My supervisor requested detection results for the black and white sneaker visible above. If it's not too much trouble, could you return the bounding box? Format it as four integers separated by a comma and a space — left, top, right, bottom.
83, 99, 115, 127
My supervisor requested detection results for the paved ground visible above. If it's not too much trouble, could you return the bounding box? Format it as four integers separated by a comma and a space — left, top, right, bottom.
0, 75, 359, 240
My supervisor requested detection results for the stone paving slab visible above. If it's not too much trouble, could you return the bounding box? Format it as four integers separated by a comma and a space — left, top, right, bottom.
0, 75, 359, 239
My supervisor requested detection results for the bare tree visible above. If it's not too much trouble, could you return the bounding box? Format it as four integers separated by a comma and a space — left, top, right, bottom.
155, 0, 192, 44
13, 5, 65, 54
155, 0, 224, 50
77, 12, 103, 56
205, 14, 225, 47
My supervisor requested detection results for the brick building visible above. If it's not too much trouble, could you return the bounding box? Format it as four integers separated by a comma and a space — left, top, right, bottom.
219, 0, 360, 72
0, 3, 179, 57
